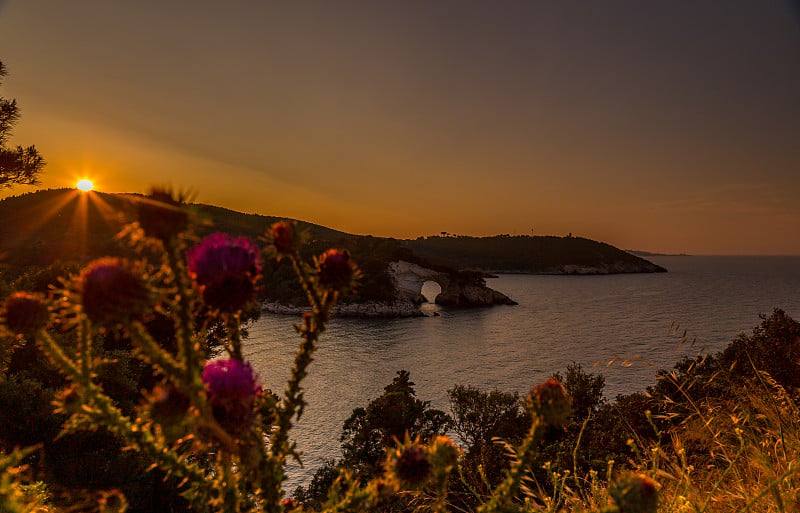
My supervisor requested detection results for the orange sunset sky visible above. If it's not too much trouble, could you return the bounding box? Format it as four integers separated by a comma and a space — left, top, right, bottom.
1, 1, 798, 255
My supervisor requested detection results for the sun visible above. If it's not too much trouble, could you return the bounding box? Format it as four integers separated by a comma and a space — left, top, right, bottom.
76, 179, 94, 191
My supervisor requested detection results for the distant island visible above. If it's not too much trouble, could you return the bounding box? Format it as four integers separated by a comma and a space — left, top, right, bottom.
407, 235, 667, 275
0, 189, 666, 317
627, 249, 692, 257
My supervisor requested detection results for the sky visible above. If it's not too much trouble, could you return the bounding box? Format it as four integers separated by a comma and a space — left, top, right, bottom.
0, 1, 798, 255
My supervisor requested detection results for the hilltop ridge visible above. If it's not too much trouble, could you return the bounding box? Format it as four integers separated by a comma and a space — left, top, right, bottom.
0, 189, 665, 315
406, 234, 666, 274
0, 188, 666, 272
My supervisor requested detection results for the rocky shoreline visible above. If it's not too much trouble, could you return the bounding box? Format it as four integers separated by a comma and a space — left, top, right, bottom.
263, 260, 519, 318
263, 298, 425, 318
262, 259, 664, 318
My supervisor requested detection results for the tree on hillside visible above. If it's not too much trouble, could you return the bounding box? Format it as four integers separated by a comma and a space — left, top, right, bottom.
340, 370, 451, 478
294, 371, 451, 510
0, 60, 44, 188
552, 362, 606, 421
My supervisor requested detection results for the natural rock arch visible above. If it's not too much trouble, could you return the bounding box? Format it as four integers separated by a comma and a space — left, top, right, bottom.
388, 261, 449, 305
387, 261, 517, 307
420, 280, 442, 303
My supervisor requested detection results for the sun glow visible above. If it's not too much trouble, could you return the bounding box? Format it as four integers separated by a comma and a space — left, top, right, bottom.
76, 179, 94, 191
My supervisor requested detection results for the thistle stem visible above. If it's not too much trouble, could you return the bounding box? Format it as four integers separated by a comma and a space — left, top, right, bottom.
36, 330, 80, 378
262, 255, 336, 512
79, 318, 91, 387
227, 313, 243, 360
166, 242, 201, 393
129, 321, 185, 379
37, 329, 219, 511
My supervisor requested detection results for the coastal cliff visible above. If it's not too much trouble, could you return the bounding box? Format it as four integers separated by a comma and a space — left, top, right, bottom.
389, 261, 517, 307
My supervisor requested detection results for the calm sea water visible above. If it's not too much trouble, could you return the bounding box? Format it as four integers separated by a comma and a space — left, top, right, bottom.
244, 256, 800, 487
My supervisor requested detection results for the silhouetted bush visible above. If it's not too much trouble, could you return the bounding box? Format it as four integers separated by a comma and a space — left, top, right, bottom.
340, 370, 451, 478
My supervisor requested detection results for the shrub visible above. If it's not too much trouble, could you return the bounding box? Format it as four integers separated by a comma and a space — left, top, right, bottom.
340, 370, 451, 478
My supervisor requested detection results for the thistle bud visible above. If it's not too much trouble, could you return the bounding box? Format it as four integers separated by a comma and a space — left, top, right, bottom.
269, 220, 297, 254
528, 378, 571, 426
187, 233, 261, 312
317, 249, 355, 290
79, 259, 150, 326
137, 187, 188, 242
202, 358, 261, 435
398, 445, 431, 485
427, 435, 460, 470
386, 439, 431, 490
98, 489, 128, 513
2, 291, 49, 336
610, 474, 660, 513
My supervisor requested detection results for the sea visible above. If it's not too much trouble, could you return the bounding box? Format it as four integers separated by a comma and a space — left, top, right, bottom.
243, 255, 800, 488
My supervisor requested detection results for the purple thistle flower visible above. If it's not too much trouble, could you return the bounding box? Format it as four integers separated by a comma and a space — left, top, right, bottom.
202, 358, 261, 399
187, 233, 261, 312
187, 233, 261, 285
202, 358, 261, 435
